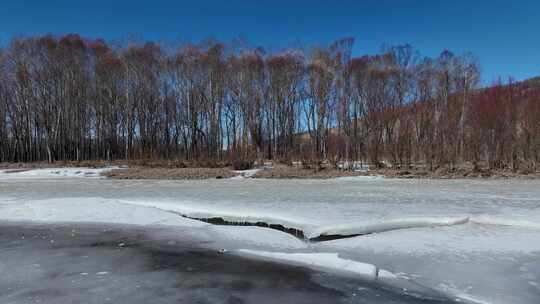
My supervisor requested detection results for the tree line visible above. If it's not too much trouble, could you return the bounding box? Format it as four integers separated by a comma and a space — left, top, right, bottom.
0, 34, 539, 171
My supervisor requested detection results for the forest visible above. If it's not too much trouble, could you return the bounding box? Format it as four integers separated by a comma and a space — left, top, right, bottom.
0, 34, 539, 171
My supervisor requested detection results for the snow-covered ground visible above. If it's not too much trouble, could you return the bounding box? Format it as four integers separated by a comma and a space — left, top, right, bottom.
1, 167, 539, 303
0, 167, 118, 179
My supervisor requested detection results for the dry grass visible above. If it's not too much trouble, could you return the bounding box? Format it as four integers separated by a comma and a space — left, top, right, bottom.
0, 159, 231, 170
254, 163, 540, 180
0, 160, 114, 170
3, 159, 539, 180
374, 167, 540, 180
253, 164, 366, 179
104, 167, 236, 180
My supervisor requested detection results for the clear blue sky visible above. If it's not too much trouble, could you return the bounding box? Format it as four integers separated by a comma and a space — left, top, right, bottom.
1, 0, 539, 83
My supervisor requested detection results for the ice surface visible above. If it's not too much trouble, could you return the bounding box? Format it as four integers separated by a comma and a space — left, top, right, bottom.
317, 223, 540, 304
237, 250, 379, 280
319, 222, 540, 254
1, 224, 368, 304
471, 214, 540, 230
208, 226, 307, 250
235, 249, 453, 301
114, 199, 315, 234
95, 201, 472, 240
306, 216, 470, 239
1, 173, 540, 303
0, 198, 206, 228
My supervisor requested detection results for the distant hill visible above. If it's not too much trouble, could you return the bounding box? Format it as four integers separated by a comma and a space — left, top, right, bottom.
521, 76, 540, 88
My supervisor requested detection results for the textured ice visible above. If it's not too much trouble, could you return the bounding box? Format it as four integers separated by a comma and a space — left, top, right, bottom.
236, 249, 451, 301
317, 224, 540, 304
111, 200, 473, 239
114, 199, 314, 234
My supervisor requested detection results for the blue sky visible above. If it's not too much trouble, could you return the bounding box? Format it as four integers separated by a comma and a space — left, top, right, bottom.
1, 0, 539, 82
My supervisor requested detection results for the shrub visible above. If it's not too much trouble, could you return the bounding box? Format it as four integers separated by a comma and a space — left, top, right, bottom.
232, 159, 254, 170
301, 158, 323, 171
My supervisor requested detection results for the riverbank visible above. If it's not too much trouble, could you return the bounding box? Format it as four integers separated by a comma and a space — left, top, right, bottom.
103, 164, 540, 180
2, 161, 539, 180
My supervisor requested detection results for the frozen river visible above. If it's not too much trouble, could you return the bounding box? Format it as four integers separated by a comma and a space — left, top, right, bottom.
1, 168, 540, 303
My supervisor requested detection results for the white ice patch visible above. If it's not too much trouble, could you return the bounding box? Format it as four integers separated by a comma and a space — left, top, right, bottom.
335, 175, 385, 181
231, 168, 262, 179
114, 200, 315, 234
471, 216, 540, 230
113, 200, 475, 239
320, 222, 540, 255
307, 216, 470, 239
0, 167, 120, 179
448, 292, 495, 304
318, 224, 540, 304
236, 249, 379, 280
0, 198, 206, 228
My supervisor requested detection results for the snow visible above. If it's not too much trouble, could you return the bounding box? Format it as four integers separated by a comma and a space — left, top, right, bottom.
0, 167, 120, 179
231, 168, 262, 178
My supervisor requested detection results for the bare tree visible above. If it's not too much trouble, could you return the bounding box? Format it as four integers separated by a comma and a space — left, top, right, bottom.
1, 34, 538, 173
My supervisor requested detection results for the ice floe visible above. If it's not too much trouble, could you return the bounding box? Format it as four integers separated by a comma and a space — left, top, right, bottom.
0, 198, 206, 228
306, 216, 471, 239
236, 250, 379, 280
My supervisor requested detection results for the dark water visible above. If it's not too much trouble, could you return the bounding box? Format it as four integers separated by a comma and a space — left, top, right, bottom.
0, 223, 455, 304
